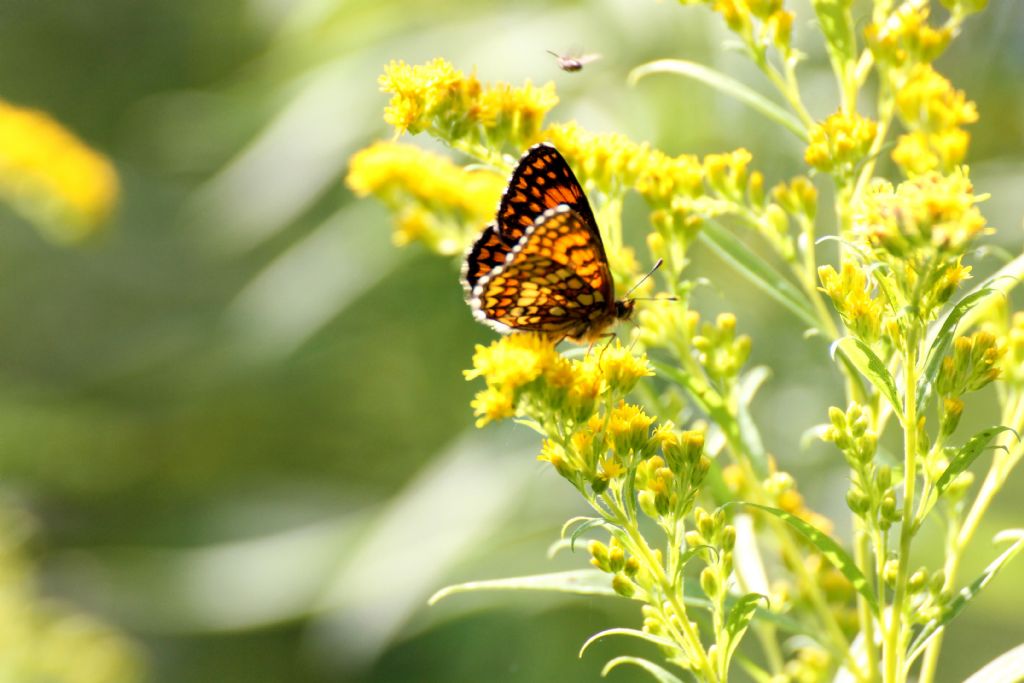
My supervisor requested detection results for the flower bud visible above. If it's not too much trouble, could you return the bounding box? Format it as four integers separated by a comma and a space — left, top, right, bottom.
612, 573, 637, 598
700, 566, 720, 599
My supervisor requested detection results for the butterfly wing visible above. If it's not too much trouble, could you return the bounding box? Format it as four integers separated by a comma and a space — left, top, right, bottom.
470, 206, 616, 338
496, 143, 600, 247
461, 222, 512, 296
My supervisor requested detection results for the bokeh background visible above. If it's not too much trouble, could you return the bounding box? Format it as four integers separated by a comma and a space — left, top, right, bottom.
1, 0, 1023, 681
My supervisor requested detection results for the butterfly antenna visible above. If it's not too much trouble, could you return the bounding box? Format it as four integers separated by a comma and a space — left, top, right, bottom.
624, 258, 664, 299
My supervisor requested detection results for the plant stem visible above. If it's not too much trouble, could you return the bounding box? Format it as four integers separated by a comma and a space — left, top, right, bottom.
884, 343, 920, 683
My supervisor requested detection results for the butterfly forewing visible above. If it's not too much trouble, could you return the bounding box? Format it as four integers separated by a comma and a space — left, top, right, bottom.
496, 144, 600, 245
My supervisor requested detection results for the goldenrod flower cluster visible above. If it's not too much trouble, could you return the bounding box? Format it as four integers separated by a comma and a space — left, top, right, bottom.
346, 141, 504, 254
804, 112, 878, 178
0, 99, 118, 242
379, 58, 557, 155
864, 5, 951, 67
818, 261, 886, 343
848, 168, 988, 323
892, 65, 978, 175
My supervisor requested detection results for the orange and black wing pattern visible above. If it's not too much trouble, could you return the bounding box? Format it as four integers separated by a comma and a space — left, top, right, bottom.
461, 223, 511, 296
469, 206, 617, 341
494, 143, 600, 245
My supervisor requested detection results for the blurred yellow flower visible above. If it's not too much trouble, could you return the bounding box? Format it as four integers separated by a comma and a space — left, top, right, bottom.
464, 333, 559, 390
0, 99, 118, 242
346, 140, 504, 253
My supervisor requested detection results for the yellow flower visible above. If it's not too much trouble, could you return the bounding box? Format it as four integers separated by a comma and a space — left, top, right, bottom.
379, 58, 478, 135
464, 333, 559, 390
704, 148, 753, 200
635, 148, 704, 207
818, 261, 885, 342
0, 99, 118, 242
864, 6, 951, 66
378, 58, 558, 152
804, 112, 877, 176
598, 341, 655, 393
607, 402, 655, 455
896, 65, 977, 133
470, 386, 515, 427
543, 121, 652, 193
346, 141, 504, 254
853, 168, 990, 257
476, 81, 558, 148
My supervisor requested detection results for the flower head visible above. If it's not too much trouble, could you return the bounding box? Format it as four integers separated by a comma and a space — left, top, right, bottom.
805, 112, 877, 178
347, 141, 504, 254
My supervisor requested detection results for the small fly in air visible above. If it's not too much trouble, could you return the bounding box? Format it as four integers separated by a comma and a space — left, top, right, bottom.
547, 50, 601, 72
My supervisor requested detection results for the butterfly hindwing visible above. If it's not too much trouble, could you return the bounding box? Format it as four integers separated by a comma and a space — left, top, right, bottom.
461, 222, 512, 295
471, 206, 614, 338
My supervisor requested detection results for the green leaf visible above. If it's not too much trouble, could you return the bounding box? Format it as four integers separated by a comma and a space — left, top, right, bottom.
810, 0, 856, 64
428, 569, 623, 605
726, 594, 768, 640
917, 287, 998, 408
723, 593, 768, 664
908, 532, 1024, 663
601, 656, 687, 683
831, 337, 902, 420
734, 502, 879, 615
629, 59, 808, 141
565, 517, 614, 551
963, 643, 1024, 683
936, 426, 1018, 495
700, 220, 820, 329
579, 628, 681, 658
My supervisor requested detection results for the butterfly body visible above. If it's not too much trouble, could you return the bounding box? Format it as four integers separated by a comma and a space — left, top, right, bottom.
462, 143, 633, 342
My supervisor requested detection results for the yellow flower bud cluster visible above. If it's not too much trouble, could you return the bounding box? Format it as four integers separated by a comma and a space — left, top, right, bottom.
818, 260, 886, 343
935, 331, 1004, 397
804, 111, 878, 178
346, 141, 504, 254
692, 313, 752, 382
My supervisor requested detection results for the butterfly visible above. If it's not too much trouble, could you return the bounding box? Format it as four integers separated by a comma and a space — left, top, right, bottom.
546, 50, 601, 72
462, 143, 634, 343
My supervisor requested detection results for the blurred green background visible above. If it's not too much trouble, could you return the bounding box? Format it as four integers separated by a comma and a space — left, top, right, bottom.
0, 0, 1022, 681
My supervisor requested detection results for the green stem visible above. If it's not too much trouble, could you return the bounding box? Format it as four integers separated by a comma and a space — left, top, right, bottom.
854, 524, 880, 683
884, 343, 919, 683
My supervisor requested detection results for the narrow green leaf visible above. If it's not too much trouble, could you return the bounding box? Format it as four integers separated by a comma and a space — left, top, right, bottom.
831, 337, 902, 420
735, 502, 879, 615
908, 533, 1024, 663
723, 594, 769, 667
567, 518, 613, 551
917, 287, 997, 408
810, 0, 856, 64
579, 628, 681, 658
429, 569, 623, 605
700, 220, 820, 329
726, 593, 769, 639
963, 643, 1024, 683
629, 59, 808, 141
601, 656, 687, 683
936, 426, 1018, 494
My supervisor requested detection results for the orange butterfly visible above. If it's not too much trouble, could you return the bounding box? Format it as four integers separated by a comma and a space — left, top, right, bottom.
462, 143, 633, 343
